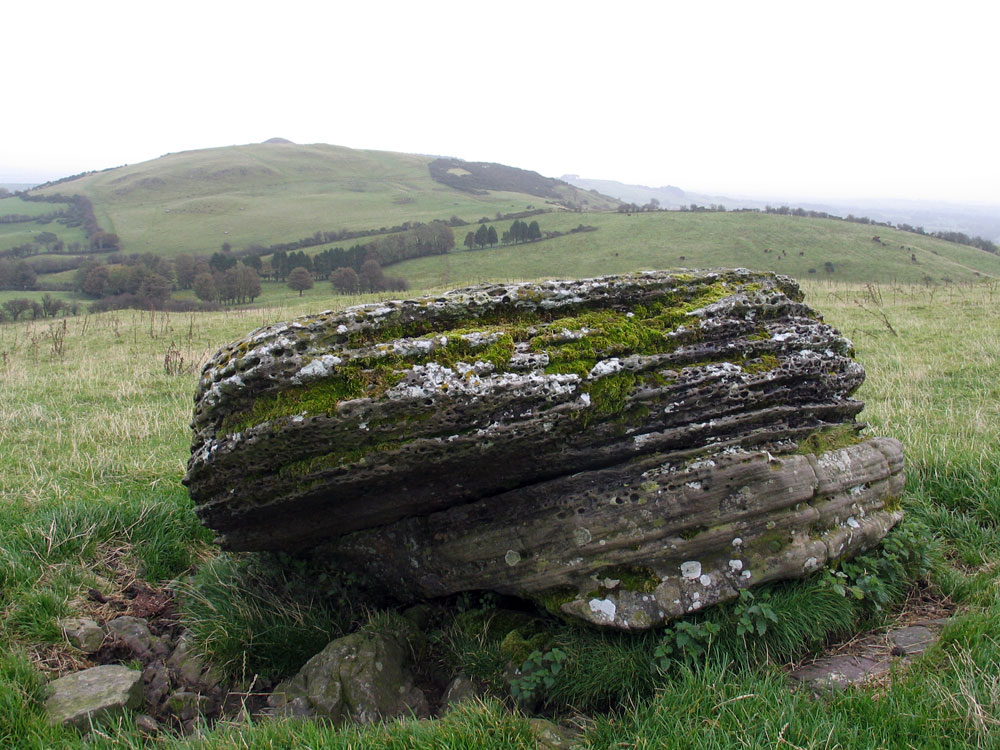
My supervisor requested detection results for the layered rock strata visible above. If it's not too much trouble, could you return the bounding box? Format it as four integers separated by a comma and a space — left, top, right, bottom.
326, 437, 903, 629
185, 269, 903, 628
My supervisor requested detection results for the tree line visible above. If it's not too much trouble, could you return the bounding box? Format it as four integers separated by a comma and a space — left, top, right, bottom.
0, 294, 81, 322
464, 219, 542, 249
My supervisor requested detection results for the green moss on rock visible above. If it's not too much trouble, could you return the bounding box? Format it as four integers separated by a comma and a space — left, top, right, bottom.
794, 424, 863, 456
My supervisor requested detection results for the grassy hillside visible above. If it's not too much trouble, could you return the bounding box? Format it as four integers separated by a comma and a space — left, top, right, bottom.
31, 143, 615, 256
393, 211, 1000, 287
0, 282, 998, 747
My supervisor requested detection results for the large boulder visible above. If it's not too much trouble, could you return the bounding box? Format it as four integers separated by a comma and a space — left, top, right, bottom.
185, 269, 903, 628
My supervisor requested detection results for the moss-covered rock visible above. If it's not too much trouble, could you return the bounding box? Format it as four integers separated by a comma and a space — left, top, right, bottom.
186, 270, 862, 550
184, 269, 904, 629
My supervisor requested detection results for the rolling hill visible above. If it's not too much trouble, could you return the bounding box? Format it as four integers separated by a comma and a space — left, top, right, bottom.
30, 142, 620, 256
390, 210, 1000, 288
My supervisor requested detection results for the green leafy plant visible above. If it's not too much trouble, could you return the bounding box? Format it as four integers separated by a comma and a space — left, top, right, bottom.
817, 569, 863, 600
510, 647, 567, 703
653, 620, 720, 670
732, 590, 779, 637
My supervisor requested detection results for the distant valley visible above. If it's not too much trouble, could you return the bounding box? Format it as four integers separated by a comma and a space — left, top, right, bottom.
561, 175, 1000, 243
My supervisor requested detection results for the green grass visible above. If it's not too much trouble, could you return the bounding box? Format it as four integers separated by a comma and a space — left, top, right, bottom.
0, 196, 67, 219
0, 222, 89, 254
0, 195, 91, 253
0, 289, 77, 304
1, 278, 999, 747
395, 211, 1000, 286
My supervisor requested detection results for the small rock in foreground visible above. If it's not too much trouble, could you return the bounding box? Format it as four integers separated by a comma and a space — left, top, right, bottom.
45, 664, 143, 729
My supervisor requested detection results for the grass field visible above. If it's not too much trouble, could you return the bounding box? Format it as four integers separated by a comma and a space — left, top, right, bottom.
0, 196, 90, 254
0, 197, 66, 219
1, 273, 999, 748
0, 223, 89, 256
30, 143, 617, 257
394, 211, 1000, 287
12, 209, 994, 315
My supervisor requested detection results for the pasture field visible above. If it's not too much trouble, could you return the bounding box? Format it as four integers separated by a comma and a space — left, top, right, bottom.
0, 279, 998, 748
394, 211, 1000, 287
0, 197, 65, 219
0, 223, 89, 255
0, 196, 90, 254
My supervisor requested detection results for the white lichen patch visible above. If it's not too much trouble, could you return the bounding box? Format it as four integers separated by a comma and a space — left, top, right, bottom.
680, 561, 702, 579
687, 458, 717, 471
699, 574, 712, 587
633, 432, 655, 448
295, 355, 343, 381
588, 598, 617, 623
504, 550, 521, 566
588, 358, 623, 379
573, 528, 593, 546
728, 559, 744, 572
459, 331, 504, 348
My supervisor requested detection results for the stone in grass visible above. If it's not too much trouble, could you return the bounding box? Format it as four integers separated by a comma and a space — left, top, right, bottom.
45, 665, 143, 729
529, 718, 585, 750
134, 714, 160, 736
790, 655, 888, 691
167, 631, 223, 689
107, 616, 161, 659
441, 674, 479, 711
267, 632, 429, 725
167, 690, 209, 722
59, 618, 105, 654
889, 625, 938, 656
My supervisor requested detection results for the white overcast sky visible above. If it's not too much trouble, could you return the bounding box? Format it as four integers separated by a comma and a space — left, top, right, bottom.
4, 0, 998, 204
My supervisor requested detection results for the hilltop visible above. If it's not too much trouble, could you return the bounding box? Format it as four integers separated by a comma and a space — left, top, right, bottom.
29, 142, 620, 256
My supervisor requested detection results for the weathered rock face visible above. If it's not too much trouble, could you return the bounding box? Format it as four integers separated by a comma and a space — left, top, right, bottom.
185, 269, 904, 629
329, 437, 903, 629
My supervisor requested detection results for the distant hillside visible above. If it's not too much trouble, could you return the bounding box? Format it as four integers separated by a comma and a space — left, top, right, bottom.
30, 142, 620, 256
431, 159, 620, 211
561, 175, 759, 211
